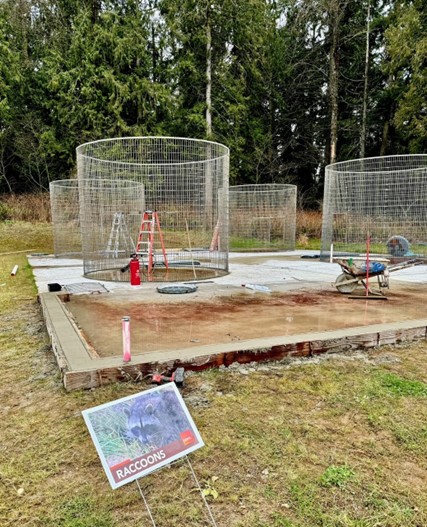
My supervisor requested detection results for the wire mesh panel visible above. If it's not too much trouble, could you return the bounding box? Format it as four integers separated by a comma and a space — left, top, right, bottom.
321, 155, 427, 260
77, 137, 229, 282
229, 184, 297, 251
50, 179, 83, 258
79, 179, 145, 281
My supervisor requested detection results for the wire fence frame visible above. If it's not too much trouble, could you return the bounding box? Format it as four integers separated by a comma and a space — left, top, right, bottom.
76, 137, 230, 282
229, 184, 297, 251
321, 155, 427, 260
49, 179, 83, 258
79, 179, 146, 280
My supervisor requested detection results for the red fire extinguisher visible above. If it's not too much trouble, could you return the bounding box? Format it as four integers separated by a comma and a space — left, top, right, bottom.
129, 254, 141, 286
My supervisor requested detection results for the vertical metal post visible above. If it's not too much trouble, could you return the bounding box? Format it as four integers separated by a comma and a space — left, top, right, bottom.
365, 233, 370, 297
122, 316, 131, 362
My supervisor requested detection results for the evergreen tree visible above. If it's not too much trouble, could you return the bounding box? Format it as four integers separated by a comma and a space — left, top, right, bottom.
0, 12, 22, 191
384, 0, 427, 152
267, 0, 327, 205
0, 0, 426, 195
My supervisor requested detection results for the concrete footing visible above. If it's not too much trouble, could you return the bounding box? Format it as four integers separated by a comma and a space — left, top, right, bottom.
39, 292, 427, 391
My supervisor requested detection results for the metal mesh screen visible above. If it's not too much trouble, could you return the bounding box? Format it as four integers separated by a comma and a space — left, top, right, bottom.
79, 179, 146, 281
321, 155, 427, 260
76, 137, 229, 282
50, 179, 83, 258
229, 184, 297, 251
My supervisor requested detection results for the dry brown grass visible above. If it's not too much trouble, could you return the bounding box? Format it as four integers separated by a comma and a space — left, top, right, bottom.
296, 209, 322, 238
0, 193, 324, 231
0, 193, 51, 222
296, 233, 310, 248
0, 194, 324, 250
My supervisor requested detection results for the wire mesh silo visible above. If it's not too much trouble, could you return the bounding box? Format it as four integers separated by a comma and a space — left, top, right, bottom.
321, 155, 427, 260
79, 179, 146, 281
229, 184, 297, 251
76, 137, 229, 282
49, 179, 83, 258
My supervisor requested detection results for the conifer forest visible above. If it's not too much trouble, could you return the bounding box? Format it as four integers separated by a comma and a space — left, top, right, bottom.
1, 1, 426, 205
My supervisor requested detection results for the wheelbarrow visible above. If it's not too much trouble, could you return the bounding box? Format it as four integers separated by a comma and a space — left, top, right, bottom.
333, 257, 424, 296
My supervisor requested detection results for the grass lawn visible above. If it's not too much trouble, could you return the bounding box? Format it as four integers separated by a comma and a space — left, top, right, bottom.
1, 221, 427, 526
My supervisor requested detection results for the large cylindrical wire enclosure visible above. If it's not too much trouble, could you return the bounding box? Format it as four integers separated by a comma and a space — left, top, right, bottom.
229, 184, 297, 251
321, 155, 427, 260
79, 179, 146, 281
77, 137, 229, 282
50, 179, 83, 258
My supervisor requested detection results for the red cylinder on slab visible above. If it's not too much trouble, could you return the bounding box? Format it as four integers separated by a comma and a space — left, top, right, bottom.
129, 256, 140, 286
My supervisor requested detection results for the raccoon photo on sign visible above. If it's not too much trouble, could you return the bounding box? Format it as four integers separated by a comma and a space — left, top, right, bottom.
124, 387, 192, 451
83, 384, 203, 479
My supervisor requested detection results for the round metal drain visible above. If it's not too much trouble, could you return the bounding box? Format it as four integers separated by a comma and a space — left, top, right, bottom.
156, 284, 198, 294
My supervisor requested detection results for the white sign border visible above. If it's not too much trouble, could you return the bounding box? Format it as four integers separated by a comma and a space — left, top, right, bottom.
82, 382, 204, 489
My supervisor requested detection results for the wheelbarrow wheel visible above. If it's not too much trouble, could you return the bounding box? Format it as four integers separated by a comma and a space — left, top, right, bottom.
335, 273, 358, 294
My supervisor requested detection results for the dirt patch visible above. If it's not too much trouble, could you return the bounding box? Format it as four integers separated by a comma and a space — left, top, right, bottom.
63, 283, 427, 358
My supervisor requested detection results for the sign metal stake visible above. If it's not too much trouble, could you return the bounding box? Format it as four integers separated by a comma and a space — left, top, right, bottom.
134, 457, 218, 527
135, 478, 157, 527
186, 456, 218, 527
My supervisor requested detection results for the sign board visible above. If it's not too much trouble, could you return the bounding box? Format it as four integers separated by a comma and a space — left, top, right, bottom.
82, 383, 204, 489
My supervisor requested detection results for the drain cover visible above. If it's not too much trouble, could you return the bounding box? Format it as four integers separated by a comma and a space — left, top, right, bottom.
62, 282, 109, 294
156, 284, 198, 294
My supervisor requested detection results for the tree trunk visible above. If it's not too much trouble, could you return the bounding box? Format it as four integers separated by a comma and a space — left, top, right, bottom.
360, 0, 371, 158
328, 4, 340, 165
206, 14, 212, 138
380, 119, 390, 156
204, 9, 213, 228
380, 76, 395, 156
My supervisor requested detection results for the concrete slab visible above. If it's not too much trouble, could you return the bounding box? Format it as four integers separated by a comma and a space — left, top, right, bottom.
28, 252, 427, 293
30, 252, 427, 390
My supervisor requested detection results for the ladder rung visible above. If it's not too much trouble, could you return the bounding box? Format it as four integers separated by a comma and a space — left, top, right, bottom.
135, 211, 168, 276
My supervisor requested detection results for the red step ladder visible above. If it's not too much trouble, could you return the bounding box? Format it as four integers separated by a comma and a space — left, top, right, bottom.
136, 211, 168, 279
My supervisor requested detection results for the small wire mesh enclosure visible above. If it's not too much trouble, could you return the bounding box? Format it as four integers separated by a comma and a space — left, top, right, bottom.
79, 179, 146, 281
50, 179, 83, 257
229, 184, 297, 251
76, 137, 229, 282
321, 155, 427, 260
